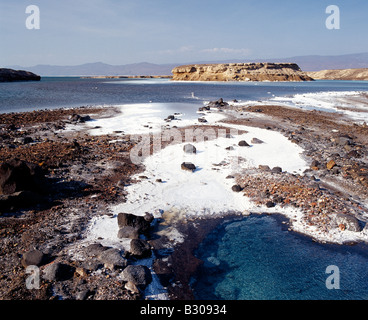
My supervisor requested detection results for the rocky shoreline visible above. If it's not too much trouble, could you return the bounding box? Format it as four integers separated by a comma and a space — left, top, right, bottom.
1, 94, 368, 300
150, 98, 368, 299
0, 106, 144, 299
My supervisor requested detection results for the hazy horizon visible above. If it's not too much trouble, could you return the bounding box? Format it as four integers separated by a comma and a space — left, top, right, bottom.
4, 52, 368, 69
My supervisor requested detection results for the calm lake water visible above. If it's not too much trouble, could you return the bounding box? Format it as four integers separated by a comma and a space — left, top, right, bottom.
1, 77, 368, 114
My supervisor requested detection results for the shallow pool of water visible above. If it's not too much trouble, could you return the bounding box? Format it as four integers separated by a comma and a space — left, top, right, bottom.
192, 214, 368, 300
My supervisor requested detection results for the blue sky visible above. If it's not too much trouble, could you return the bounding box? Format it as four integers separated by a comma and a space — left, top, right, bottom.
0, 0, 367, 66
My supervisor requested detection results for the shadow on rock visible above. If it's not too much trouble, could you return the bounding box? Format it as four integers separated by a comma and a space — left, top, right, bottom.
0, 158, 92, 215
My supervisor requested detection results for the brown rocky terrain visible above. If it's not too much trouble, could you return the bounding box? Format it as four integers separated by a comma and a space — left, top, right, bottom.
0, 107, 147, 300
1, 96, 368, 301
152, 98, 368, 300
307, 68, 368, 81
171, 62, 313, 82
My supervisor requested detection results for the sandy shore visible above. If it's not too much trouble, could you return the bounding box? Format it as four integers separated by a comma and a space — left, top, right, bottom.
1, 94, 368, 300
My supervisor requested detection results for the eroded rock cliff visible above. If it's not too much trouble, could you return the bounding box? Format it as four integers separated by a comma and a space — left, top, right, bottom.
171, 62, 313, 82
307, 68, 368, 81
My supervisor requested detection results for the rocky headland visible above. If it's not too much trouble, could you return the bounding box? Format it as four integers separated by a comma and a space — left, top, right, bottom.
0, 68, 41, 82
171, 62, 313, 82
307, 68, 368, 81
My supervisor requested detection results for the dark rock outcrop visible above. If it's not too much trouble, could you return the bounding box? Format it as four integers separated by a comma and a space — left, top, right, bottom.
117, 212, 153, 234
117, 226, 140, 239
238, 140, 250, 147
231, 185, 243, 192
120, 265, 152, 289
21, 249, 47, 267
0, 159, 46, 195
98, 248, 128, 270
206, 98, 229, 108
181, 162, 196, 172
69, 114, 91, 123
128, 239, 152, 258
43, 262, 75, 281
0, 68, 41, 82
271, 166, 283, 173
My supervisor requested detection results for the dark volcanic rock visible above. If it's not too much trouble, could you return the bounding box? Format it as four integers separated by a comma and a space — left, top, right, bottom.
0, 190, 47, 212
98, 248, 127, 270
0, 159, 46, 195
14, 137, 33, 145
266, 201, 276, 208
206, 98, 229, 108
84, 243, 110, 257
117, 212, 153, 234
129, 239, 152, 258
120, 265, 152, 289
271, 167, 283, 173
117, 226, 140, 239
43, 262, 75, 281
181, 162, 196, 172
231, 185, 243, 192
0, 68, 41, 82
238, 140, 250, 147
21, 249, 47, 267
69, 114, 91, 123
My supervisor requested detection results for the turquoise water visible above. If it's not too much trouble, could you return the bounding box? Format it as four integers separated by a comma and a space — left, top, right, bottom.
193, 215, 368, 300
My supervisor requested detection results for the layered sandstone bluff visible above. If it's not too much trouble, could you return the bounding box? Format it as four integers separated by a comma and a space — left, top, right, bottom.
171, 62, 313, 82
307, 68, 368, 81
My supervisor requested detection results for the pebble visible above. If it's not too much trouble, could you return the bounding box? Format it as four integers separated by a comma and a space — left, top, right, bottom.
238, 140, 250, 147
181, 162, 196, 172
21, 249, 46, 267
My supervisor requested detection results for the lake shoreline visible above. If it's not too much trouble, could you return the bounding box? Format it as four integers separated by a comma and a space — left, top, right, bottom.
1, 92, 368, 300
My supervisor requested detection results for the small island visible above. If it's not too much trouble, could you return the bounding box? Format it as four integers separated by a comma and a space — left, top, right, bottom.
171, 62, 314, 82
0, 68, 41, 82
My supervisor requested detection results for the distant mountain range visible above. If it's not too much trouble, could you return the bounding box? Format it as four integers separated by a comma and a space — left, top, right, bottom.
7, 53, 368, 76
